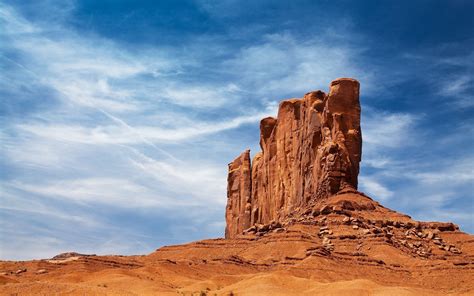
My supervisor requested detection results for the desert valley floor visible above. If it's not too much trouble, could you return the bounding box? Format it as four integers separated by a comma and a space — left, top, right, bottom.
1, 192, 473, 295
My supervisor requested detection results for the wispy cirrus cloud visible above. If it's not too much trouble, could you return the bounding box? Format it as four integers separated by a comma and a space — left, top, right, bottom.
12, 109, 275, 145
401, 49, 474, 108
359, 176, 394, 201
359, 109, 473, 229
224, 32, 375, 98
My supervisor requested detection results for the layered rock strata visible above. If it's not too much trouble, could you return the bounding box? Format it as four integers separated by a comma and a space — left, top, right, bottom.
225, 78, 362, 238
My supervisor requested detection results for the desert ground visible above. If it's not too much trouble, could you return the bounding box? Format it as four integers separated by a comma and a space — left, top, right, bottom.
2, 192, 473, 295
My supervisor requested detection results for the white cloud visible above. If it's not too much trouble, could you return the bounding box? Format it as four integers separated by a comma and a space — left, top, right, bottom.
439, 74, 474, 107
362, 110, 417, 149
14, 109, 272, 145
0, 191, 100, 228
0, 3, 37, 34
127, 148, 227, 204
1, 3, 234, 114
408, 158, 474, 185
362, 156, 392, 169
403, 49, 474, 108
224, 33, 374, 97
359, 176, 394, 201
360, 108, 418, 172
442, 75, 471, 95
6, 178, 169, 208
161, 83, 244, 108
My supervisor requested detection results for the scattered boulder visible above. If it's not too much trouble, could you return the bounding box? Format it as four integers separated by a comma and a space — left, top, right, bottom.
372, 228, 382, 234
269, 220, 282, 230
332, 205, 343, 214
243, 225, 257, 234
36, 269, 47, 274
322, 237, 334, 251
320, 205, 332, 215
273, 228, 285, 233
257, 224, 270, 233
311, 207, 320, 217
340, 200, 355, 211
450, 247, 462, 254
15, 268, 26, 275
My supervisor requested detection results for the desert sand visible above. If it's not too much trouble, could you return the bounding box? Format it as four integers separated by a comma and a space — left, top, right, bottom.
1, 192, 473, 295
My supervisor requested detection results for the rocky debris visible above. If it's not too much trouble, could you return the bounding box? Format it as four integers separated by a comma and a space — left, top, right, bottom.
322, 237, 334, 251
318, 225, 333, 236
273, 228, 285, 233
342, 217, 350, 225
243, 225, 257, 234
287, 208, 465, 259
320, 205, 332, 215
453, 261, 470, 266
401, 228, 462, 255
51, 252, 96, 260
372, 223, 465, 257
242, 220, 284, 236
338, 234, 357, 240
226, 78, 362, 238
15, 268, 26, 275
36, 269, 47, 274
426, 231, 434, 240
422, 222, 459, 232
306, 246, 331, 257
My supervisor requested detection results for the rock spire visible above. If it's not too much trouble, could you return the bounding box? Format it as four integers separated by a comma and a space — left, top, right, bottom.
225, 78, 362, 238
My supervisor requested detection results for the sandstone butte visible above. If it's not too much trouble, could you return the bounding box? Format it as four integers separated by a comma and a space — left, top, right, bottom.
225, 78, 362, 238
1, 79, 473, 296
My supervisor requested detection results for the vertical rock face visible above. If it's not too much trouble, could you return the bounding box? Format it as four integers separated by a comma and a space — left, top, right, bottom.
225, 78, 362, 238
225, 150, 252, 238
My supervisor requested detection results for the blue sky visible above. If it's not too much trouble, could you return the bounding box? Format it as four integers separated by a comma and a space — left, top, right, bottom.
0, 0, 473, 260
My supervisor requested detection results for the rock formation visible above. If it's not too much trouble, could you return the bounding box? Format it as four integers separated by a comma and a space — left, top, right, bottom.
2, 77, 473, 296
4, 189, 471, 296
225, 78, 362, 238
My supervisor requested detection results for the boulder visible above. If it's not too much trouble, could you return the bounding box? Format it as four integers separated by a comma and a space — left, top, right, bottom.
15, 268, 26, 274
320, 205, 332, 215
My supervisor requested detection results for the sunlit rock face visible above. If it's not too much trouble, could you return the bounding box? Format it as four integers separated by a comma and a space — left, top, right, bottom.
225, 78, 361, 238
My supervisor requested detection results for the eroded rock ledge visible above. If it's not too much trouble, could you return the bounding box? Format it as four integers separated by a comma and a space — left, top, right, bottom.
226, 78, 362, 238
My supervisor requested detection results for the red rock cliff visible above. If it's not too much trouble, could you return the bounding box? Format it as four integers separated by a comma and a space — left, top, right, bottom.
225, 78, 362, 238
